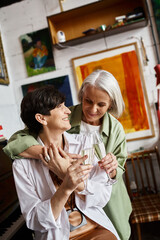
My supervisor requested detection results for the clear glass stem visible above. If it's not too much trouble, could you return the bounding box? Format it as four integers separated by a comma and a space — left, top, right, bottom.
81, 147, 95, 195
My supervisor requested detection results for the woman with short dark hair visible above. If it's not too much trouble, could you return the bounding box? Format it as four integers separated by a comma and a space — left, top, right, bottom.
12, 85, 119, 240
4, 70, 132, 240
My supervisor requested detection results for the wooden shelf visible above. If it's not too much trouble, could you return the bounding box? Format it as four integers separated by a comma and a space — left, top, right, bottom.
53, 18, 148, 49
47, 0, 148, 50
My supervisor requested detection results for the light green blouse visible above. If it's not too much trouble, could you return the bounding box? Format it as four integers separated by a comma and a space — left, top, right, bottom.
3, 104, 132, 240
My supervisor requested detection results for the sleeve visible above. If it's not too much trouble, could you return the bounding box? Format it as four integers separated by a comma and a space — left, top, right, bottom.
105, 120, 127, 180
3, 128, 39, 159
12, 160, 64, 232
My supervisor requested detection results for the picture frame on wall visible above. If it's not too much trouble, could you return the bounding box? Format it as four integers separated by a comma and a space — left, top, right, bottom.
20, 28, 56, 77
72, 42, 155, 141
151, 0, 160, 42
21, 75, 73, 107
0, 34, 9, 85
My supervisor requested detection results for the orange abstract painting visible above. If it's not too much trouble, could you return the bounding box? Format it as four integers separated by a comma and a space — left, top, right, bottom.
75, 50, 149, 135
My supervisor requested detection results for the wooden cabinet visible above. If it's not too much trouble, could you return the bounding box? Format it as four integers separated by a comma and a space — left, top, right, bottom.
47, 0, 148, 50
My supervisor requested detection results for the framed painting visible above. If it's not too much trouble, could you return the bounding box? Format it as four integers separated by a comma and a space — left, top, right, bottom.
20, 28, 56, 77
0, 34, 9, 85
151, 0, 160, 42
72, 42, 155, 141
21, 75, 73, 107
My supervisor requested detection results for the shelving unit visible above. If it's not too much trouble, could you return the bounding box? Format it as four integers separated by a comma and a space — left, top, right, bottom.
47, 0, 148, 50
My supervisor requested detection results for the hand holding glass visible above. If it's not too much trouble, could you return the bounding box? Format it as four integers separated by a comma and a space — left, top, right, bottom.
95, 136, 117, 186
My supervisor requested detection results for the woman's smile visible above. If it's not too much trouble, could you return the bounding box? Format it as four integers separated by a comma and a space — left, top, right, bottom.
82, 86, 111, 125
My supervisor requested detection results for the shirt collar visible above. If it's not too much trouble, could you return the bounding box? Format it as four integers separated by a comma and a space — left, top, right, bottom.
100, 112, 110, 137
37, 136, 44, 146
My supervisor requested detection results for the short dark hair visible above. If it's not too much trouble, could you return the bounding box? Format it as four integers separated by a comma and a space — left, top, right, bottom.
20, 85, 65, 135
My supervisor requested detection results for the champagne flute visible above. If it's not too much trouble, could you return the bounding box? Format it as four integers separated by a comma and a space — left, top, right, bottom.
94, 134, 117, 186
81, 147, 95, 195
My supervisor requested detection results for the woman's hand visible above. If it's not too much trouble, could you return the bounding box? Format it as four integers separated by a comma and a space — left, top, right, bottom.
50, 155, 92, 219
66, 152, 82, 161
98, 153, 118, 178
39, 143, 89, 181
39, 143, 72, 179
62, 157, 93, 194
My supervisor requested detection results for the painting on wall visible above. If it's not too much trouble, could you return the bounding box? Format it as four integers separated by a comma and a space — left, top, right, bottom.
20, 28, 56, 77
72, 42, 155, 141
21, 75, 73, 107
0, 34, 9, 85
151, 0, 160, 41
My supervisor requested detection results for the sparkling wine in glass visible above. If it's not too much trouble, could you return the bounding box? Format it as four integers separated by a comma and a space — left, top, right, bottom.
81, 147, 95, 195
94, 134, 117, 186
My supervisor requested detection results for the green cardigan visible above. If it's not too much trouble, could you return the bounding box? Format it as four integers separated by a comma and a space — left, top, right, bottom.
3, 104, 132, 240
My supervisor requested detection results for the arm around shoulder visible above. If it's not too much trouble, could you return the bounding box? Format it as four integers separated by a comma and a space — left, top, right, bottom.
3, 128, 40, 159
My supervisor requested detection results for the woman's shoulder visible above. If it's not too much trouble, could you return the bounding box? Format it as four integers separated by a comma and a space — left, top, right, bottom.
69, 104, 82, 116
13, 157, 42, 177
68, 104, 82, 132
13, 157, 40, 166
105, 112, 122, 125
104, 113, 125, 133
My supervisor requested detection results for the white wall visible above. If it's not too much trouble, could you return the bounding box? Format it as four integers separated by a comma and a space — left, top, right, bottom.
0, 0, 159, 153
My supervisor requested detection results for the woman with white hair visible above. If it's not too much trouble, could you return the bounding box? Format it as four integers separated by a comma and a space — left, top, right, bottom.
4, 70, 132, 240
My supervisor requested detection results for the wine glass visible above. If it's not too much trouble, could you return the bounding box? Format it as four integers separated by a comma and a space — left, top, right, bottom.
81, 147, 95, 195
105, 170, 117, 186
94, 134, 117, 186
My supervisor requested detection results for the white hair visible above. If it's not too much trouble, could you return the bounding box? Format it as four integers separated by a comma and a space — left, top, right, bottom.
78, 69, 125, 118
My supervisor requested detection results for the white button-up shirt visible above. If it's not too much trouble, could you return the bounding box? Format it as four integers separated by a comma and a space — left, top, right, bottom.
12, 132, 120, 240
